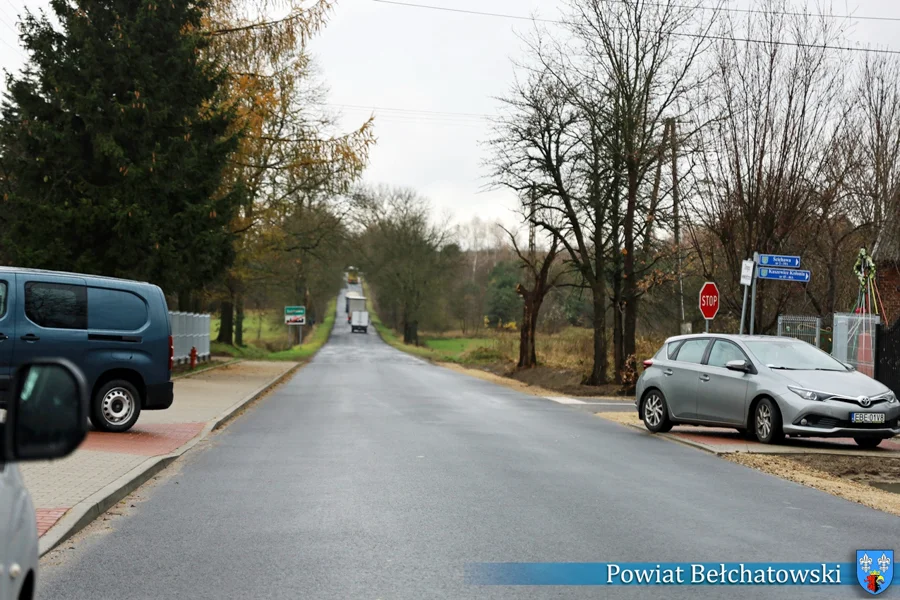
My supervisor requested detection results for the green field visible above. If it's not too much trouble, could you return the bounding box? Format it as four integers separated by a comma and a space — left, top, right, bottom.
210, 300, 336, 361
364, 292, 505, 364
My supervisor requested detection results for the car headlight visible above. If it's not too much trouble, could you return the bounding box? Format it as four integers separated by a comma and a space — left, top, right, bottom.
876, 391, 897, 404
788, 386, 831, 402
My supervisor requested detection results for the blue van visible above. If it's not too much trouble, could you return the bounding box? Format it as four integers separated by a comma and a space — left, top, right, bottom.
0, 268, 174, 432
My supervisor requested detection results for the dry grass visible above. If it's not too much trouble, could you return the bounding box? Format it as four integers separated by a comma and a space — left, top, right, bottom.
426, 327, 665, 379
726, 454, 900, 518
597, 411, 643, 428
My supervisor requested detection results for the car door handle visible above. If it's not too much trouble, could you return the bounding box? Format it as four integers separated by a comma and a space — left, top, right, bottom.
0, 332, 8, 341
663, 369, 674, 376
20, 333, 40, 342
699, 374, 710, 382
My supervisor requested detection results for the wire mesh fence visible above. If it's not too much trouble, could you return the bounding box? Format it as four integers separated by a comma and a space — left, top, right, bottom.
832, 313, 880, 377
776, 315, 822, 348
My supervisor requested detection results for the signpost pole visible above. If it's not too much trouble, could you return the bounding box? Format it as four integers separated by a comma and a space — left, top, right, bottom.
739, 284, 749, 335
749, 251, 759, 335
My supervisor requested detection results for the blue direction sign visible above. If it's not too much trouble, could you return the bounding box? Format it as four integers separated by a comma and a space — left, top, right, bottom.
757, 267, 811, 283
758, 254, 801, 268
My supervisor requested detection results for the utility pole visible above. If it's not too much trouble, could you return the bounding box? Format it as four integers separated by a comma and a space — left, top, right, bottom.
670, 118, 685, 331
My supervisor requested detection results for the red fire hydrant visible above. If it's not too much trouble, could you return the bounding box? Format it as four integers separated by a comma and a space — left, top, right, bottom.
190, 346, 198, 370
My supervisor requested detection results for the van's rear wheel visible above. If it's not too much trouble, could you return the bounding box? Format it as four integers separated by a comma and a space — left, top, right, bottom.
91, 380, 141, 433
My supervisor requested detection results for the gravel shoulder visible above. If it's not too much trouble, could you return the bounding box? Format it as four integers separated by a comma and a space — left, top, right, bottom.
597, 411, 900, 518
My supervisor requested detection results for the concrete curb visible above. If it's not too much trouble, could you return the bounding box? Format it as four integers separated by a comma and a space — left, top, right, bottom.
596, 417, 728, 455
38, 361, 302, 557
594, 415, 898, 458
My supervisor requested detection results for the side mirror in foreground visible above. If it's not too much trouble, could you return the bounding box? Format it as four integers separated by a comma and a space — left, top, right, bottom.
3, 359, 88, 462
725, 359, 751, 373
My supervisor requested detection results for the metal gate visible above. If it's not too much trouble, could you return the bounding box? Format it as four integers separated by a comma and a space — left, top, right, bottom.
875, 320, 900, 394
777, 315, 821, 348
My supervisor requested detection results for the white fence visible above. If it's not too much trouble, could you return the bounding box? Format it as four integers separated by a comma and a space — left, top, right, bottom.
170, 311, 211, 364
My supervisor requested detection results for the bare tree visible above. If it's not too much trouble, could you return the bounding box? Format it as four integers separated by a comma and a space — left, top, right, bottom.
859, 55, 900, 261
688, 0, 849, 332
563, 0, 719, 377
488, 64, 614, 383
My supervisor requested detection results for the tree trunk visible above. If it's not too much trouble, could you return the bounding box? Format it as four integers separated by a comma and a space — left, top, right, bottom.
178, 290, 191, 312
529, 297, 542, 367
586, 282, 608, 385
622, 168, 639, 383
235, 294, 244, 346
518, 294, 536, 369
613, 271, 624, 384
217, 301, 234, 345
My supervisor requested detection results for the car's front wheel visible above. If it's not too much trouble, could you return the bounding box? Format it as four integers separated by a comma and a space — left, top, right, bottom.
753, 398, 784, 444
641, 390, 673, 433
90, 380, 142, 433
854, 437, 883, 449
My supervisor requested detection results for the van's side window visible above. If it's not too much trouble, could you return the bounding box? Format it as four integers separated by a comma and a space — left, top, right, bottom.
0, 281, 7, 318
25, 282, 88, 330
88, 287, 148, 331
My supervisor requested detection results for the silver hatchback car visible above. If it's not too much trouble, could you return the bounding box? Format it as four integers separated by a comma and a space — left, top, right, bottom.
635, 334, 900, 448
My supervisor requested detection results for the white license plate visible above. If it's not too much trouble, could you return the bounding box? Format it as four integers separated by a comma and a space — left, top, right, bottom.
850, 413, 886, 424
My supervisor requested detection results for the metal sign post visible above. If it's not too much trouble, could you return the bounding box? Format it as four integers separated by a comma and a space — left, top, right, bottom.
741, 252, 811, 336
739, 259, 754, 335
749, 252, 759, 335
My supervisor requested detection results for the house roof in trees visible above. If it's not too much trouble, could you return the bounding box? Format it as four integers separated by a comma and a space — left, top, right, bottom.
874, 208, 900, 263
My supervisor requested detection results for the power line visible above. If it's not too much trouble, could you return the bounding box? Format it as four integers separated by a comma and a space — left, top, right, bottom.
325, 102, 492, 119
376, 0, 900, 24
372, 0, 900, 56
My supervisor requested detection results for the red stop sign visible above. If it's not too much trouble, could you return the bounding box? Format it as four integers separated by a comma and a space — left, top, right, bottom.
699, 282, 720, 320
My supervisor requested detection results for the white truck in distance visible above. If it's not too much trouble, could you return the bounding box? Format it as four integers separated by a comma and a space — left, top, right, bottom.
351, 311, 369, 334
346, 292, 369, 334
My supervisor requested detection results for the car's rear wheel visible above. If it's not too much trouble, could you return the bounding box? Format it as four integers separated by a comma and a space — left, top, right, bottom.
642, 390, 673, 433
854, 437, 883, 449
753, 398, 784, 444
91, 380, 141, 433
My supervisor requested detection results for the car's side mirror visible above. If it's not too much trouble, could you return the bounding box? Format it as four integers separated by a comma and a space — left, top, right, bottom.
726, 359, 751, 373
2, 359, 88, 462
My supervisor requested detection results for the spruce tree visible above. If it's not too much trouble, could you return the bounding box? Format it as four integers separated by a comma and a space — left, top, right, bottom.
0, 0, 243, 292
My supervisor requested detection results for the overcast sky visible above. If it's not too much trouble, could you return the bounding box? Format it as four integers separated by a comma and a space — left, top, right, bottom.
2, 0, 900, 230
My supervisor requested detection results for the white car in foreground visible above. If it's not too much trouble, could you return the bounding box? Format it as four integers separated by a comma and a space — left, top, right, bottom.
1, 359, 88, 600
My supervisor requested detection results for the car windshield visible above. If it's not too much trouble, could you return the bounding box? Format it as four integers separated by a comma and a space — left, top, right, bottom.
743, 340, 848, 371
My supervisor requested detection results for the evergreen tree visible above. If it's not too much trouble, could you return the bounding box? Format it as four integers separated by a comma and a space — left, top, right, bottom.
0, 0, 243, 292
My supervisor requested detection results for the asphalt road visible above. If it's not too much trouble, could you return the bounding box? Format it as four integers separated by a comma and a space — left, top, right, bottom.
38, 286, 898, 599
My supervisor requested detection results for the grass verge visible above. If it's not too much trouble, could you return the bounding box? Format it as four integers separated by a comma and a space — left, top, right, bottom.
365, 292, 502, 364
211, 299, 336, 361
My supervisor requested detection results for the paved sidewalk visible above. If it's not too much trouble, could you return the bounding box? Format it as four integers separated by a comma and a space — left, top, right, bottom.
19, 360, 298, 552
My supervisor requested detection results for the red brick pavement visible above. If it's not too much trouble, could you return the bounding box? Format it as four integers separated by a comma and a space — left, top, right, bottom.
36, 509, 70, 537
669, 427, 900, 451
80, 422, 206, 456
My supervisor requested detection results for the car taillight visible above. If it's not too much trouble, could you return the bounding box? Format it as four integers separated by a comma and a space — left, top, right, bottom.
643, 359, 654, 368
169, 335, 174, 371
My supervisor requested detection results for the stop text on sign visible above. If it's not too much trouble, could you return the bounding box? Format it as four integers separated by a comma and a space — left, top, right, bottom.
699, 282, 720, 320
